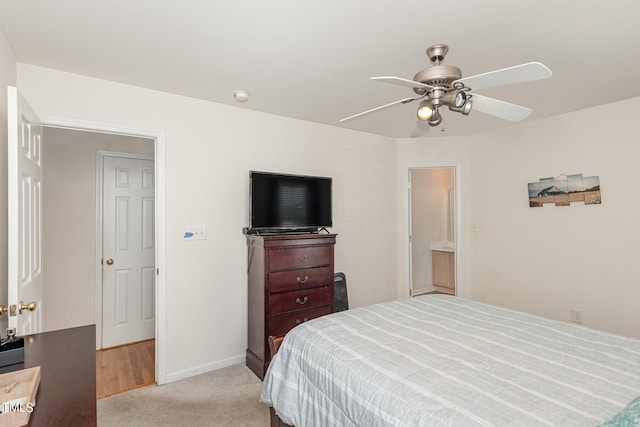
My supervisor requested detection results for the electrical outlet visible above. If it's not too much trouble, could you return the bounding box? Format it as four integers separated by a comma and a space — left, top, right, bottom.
570, 309, 582, 324
183, 226, 207, 240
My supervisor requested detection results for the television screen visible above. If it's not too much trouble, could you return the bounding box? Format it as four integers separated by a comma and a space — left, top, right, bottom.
250, 171, 332, 232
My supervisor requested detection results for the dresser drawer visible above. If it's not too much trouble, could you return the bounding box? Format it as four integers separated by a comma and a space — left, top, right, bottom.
269, 266, 333, 293
269, 286, 332, 314
268, 306, 333, 336
268, 245, 332, 270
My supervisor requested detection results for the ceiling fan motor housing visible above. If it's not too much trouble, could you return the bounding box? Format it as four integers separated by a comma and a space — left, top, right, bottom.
412, 65, 462, 95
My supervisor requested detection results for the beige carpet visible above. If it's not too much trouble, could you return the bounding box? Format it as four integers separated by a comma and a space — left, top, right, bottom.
98, 364, 269, 426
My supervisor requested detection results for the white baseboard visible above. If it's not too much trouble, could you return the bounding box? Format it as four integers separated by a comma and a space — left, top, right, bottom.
163, 354, 246, 384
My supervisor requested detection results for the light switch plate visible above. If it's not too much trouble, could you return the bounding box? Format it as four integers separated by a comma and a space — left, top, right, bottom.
184, 226, 207, 240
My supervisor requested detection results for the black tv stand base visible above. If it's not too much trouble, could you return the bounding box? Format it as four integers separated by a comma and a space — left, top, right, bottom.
243, 227, 319, 236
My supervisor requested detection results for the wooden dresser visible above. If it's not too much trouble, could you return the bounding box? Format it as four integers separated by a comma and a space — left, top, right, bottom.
246, 233, 336, 379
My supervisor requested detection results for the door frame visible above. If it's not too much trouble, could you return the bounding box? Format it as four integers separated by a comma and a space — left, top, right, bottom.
40, 116, 167, 385
96, 150, 154, 349
403, 162, 462, 299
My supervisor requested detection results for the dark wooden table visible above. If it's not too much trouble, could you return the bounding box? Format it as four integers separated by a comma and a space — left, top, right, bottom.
0, 325, 97, 426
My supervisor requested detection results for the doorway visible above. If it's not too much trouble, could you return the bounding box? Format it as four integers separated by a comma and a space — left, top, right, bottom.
42, 127, 154, 342
39, 122, 167, 385
407, 165, 460, 297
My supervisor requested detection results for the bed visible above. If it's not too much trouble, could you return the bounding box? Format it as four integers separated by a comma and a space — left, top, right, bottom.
260, 294, 640, 426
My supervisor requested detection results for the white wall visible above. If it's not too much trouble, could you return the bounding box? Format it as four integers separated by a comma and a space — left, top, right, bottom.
42, 127, 153, 332
0, 30, 16, 333
17, 64, 397, 380
469, 97, 640, 338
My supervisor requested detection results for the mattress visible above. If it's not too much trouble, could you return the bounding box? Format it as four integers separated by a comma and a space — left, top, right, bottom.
260, 294, 640, 426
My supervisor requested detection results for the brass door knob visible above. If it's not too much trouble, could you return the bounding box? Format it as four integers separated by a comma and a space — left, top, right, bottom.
0, 305, 7, 316
105, 258, 114, 265
18, 301, 37, 315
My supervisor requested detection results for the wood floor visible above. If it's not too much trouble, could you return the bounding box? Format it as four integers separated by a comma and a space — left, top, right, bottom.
96, 339, 155, 399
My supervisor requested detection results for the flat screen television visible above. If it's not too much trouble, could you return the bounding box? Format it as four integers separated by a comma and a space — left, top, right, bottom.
249, 171, 332, 234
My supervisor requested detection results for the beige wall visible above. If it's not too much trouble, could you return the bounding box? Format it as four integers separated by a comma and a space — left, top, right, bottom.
17, 64, 398, 380
396, 137, 474, 299
398, 98, 640, 339
468, 97, 640, 338
42, 127, 153, 332
0, 30, 16, 333
14, 59, 640, 383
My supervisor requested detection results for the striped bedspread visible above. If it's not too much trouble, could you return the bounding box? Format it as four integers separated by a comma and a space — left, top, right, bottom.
260, 295, 640, 426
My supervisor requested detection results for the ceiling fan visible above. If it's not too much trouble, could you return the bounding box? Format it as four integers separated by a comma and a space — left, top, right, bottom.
340, 44, 552, 136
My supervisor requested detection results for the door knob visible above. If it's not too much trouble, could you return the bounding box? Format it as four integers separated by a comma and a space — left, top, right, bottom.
105, 258, 114, 265
0, 305, 7, 316
18, 301, 37, 315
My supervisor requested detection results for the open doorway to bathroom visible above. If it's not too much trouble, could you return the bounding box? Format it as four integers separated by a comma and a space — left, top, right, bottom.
408, 166, 457, 296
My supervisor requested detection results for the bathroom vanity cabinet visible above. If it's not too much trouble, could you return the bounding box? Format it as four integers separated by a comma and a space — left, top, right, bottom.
432, 250, 455, 294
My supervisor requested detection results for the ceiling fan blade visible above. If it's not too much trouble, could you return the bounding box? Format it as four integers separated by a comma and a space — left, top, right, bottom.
371, 76, 434, 90
454, 62, 552, 91
340, 97, 416, 122
410, 119, 430, 137
471, 94, 532, 121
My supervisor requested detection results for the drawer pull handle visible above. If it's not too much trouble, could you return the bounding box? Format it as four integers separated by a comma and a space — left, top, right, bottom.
296, 276, 309, 284
295, 317, 309, 325
297, 255, 309, 262
296, 297, 308, 305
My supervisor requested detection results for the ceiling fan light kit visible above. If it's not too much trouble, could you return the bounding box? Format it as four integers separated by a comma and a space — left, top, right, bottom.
341, 44, 552, 137
417, 100, 433, 120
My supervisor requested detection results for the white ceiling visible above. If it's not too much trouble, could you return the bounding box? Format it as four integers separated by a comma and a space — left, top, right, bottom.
1, 0, 640, 138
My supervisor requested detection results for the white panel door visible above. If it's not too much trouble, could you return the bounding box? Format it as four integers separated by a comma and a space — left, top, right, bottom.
102, 156, 155, 348
7, 86, 43, 335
